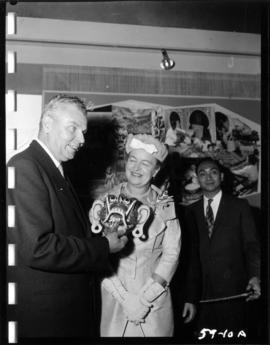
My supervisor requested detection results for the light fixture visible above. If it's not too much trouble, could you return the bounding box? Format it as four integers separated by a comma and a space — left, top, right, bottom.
160, 49, 175, 70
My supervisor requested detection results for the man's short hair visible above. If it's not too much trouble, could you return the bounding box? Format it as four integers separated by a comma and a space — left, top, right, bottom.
196, 157, 223, 175
42, 94, 87, 117
38, 94, 87, 133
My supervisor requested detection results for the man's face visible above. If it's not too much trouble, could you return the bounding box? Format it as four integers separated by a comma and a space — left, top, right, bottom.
45, 103, 87, 162
197, 161, 223, 196
125, 149, 159, 188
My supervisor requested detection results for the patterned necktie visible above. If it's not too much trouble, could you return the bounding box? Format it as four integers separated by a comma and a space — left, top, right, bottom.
206, 198, 214, 237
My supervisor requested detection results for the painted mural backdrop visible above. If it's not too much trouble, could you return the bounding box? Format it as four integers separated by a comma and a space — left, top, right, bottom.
104, 102, 260, 205
41, 93, 260, 206
162, 104, 260, 204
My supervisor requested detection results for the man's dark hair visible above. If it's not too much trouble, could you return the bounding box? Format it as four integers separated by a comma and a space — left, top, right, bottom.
195, 157, 223, 175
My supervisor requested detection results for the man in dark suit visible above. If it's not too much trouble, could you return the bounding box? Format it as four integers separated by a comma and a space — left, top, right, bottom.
185, 158, 260, 341
7, 94, 127, 339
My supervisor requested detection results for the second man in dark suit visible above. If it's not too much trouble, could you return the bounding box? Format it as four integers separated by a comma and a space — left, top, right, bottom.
185, 158, 261, 341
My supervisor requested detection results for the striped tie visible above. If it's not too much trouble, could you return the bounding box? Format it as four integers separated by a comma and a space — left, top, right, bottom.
206, 198, 214, 237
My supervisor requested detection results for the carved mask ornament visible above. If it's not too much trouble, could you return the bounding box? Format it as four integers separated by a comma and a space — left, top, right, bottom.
90, 194, 151, 240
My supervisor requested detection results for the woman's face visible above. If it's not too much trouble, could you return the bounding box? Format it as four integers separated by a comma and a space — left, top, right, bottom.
125, 149, 159, 188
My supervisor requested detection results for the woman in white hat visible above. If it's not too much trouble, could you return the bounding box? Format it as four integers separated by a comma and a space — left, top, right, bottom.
89, 133, 181, 337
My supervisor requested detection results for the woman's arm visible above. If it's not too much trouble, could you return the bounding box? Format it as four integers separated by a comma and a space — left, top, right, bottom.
154, 217, 182, 284
139, 214, 181, 304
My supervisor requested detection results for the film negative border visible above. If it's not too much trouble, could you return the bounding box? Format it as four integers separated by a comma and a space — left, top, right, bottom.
6, 9, 18, 344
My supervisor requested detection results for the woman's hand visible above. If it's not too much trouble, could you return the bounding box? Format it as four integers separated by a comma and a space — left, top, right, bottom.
122, 292, 151, 323
139, 277, 167, 305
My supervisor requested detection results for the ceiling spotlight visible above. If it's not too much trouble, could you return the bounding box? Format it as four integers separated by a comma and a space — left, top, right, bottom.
160, 49, 175, 70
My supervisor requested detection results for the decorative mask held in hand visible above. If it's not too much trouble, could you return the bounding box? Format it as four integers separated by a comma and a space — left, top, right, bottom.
90, 194, 151, 240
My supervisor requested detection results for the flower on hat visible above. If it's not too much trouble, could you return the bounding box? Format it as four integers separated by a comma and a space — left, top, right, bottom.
125, 133, 168, 162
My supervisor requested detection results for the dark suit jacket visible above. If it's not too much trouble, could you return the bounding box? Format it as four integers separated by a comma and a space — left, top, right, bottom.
171, 204, 201, 306
7, 140, 110, 338
186, 193, 260, 300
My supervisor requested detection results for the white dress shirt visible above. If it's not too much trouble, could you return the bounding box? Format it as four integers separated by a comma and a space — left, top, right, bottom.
35, 139, 64, 176
203, 190, 222, 221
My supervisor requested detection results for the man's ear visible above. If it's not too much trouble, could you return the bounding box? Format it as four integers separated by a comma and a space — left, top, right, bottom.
221, 172, 224, 181
42, 114, 53, 133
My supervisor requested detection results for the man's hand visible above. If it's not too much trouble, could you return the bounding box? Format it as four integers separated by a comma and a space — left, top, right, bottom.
246, 276, 261, 301
105, 230, 128, 253
182, 302, 196, 323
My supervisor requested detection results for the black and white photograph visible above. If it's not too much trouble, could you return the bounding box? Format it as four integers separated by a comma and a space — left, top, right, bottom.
2, 1, 269, 345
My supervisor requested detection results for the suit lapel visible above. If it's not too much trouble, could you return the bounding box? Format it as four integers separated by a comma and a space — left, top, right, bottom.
195, 198, 209, 236
65, 175, 90, 229
29, 141, 88, 233
211, 194, 228, 238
